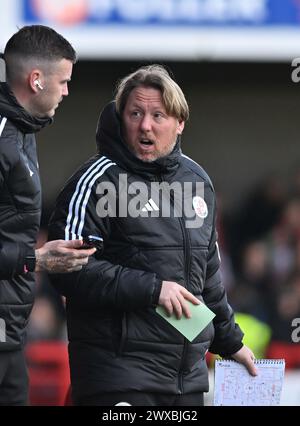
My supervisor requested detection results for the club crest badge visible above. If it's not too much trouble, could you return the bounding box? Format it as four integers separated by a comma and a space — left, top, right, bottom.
192, 196, 208, 219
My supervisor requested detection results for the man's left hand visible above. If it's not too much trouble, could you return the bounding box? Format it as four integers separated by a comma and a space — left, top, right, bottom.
231, 345, 258, 376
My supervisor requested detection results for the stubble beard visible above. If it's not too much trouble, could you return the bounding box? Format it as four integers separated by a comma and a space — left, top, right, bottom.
132, 139, 177, 163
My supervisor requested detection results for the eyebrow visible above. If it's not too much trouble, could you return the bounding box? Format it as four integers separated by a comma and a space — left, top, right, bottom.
130, 101, 164, 110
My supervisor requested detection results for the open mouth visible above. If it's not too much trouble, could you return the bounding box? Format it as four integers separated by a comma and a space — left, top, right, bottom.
139, 139, 155, 149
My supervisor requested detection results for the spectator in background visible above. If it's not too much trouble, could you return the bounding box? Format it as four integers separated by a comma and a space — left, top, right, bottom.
266, 272, 300, 369
229, 190, 300, 369
49, 64, 257, 406
230, 240, 273, 324
0, 25, 95, 406
229, 174, 285, 275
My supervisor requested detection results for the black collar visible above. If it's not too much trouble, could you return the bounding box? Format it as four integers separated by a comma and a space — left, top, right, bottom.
0, 82, 52, 134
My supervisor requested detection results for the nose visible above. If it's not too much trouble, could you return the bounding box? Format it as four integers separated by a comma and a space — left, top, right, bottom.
140, 114, 152, 132
62, 83, 69, 97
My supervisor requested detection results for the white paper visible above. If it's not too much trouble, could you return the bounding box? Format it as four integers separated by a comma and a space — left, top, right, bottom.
214, 359, 285, 406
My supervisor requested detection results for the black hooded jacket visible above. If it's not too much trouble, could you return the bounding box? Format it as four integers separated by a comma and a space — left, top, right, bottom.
49, 102, 243, 400
0, 82, 51, 350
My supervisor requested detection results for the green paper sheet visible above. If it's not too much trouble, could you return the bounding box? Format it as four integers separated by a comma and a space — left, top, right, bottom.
156, 301, 216, 342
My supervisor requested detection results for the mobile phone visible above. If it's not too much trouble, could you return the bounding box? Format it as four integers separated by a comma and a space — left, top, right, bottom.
81, 235, 103, 252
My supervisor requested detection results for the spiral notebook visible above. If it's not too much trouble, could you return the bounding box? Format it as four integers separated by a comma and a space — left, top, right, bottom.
214, 359, 285, 406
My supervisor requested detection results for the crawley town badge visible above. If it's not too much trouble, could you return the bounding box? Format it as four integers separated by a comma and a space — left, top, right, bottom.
192, 196, 208, 219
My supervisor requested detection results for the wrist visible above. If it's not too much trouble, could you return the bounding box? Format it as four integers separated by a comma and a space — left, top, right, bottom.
34, 248, 44, 272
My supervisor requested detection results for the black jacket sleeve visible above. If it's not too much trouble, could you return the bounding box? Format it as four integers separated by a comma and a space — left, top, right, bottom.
202, 194, 244, 357
0, 241, 30, 279
50, 256, 162, 311
0, 170, 35, 279
48, 171, 162, 312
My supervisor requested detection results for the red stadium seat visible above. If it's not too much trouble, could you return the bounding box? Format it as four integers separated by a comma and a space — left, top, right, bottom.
25, 341, 70, 406
266, 341, 300, 369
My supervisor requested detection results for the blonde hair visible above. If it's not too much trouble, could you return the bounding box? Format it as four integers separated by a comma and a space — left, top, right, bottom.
115, 64, 189, 122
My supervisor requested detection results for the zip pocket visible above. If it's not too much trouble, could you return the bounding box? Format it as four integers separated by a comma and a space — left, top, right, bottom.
117, 312, 128, 356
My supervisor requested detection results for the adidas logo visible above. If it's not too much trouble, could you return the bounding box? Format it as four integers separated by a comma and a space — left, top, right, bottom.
26, 164, 34, 177
141, 198, 159, 212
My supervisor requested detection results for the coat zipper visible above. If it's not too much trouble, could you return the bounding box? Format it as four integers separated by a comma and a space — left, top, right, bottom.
164, 178, 191, 395
118, 312, 127, 356
177, 216, 191, 395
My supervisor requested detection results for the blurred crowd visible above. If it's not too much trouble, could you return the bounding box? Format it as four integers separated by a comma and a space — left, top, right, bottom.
218, 170, 300, 367
26, 170, 300, 377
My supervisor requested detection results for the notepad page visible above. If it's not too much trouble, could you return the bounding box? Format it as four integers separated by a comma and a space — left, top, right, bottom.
214, 359, 285, 406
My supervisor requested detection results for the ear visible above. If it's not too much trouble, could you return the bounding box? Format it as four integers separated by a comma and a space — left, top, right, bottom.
177, 120, 185, 135
29, 69, 43, 93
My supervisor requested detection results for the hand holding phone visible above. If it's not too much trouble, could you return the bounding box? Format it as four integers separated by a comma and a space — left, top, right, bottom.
81, 235, 103, 252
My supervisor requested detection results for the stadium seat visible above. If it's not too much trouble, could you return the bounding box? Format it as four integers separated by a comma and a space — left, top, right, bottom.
25, 341, 70, 406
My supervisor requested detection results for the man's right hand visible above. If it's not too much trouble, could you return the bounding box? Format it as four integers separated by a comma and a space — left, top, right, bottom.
158, 281, 200, 319
35, 240, 96, 273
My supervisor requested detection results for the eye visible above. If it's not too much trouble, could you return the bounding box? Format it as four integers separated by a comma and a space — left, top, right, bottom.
131, 110, 142, 118
153, 112, 164, 120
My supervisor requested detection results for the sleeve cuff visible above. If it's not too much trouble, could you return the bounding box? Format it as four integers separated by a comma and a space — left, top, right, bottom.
16, 244, 35, 274
218, 341, 244, 358
151, 277, 163, 306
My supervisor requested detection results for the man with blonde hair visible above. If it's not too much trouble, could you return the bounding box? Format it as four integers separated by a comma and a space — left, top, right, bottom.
49, 64, 256, 406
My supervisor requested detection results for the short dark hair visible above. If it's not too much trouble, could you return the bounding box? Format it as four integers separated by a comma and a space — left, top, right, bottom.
4, 25, 76, 63
4, 25, 76, 83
